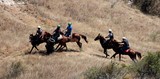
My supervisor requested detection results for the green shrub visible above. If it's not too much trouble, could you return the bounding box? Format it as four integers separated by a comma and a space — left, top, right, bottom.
130, 52, 160, 79
3, 61, 24, 79
84, 62, 128, 79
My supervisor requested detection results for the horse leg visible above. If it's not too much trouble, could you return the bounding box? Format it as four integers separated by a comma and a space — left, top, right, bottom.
134, 54, 138, 62
135, 51, 142, 59
60, 44, 65, 50
57, 45, 63, 51
129, 55, 136, 63
61, 43, 68, 50
110, 53, 117, 59
55, 44, 61, 50
35, 46, 39, 51
132, 58, 137, 63
29, 46, 34, 54
65, 43, 68, 50
104, 49, 109, 58
119, 54, 121, 61
77, 41, 82, 50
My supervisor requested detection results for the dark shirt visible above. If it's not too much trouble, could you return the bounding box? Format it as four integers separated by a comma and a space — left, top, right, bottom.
53, 27, 61, 36
122, 39, 130, 49
36, 28, 42, 36
107, 32, 114, 40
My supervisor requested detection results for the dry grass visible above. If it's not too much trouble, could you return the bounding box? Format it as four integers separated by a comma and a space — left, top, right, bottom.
0, 0, 160, 79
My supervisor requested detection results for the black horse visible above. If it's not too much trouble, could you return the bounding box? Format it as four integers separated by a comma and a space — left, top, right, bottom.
29, 31, 52, 54
94, 33, 113, 58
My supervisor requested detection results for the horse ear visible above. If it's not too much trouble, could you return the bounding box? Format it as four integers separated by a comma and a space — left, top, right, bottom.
30, 34, 33, 36
98, 33, 100, 35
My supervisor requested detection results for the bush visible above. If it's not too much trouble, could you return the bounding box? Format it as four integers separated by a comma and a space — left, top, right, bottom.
133, 0, 160, 16
130, 51, 160, 79
84, 62, 128, 79
2, 61, 24, 79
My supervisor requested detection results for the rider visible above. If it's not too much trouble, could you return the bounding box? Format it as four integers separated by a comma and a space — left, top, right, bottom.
105, 29, 114, 42
65, 22, 72, 37
120, 37, 130, 53
36, 26, 43, 40
52, 25, 62, 42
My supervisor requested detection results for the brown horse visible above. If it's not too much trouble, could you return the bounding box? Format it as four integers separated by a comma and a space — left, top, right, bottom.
94, 34, 142, 62
110, 40, 142, 62
29, 31, 52, 54
55, 33, 88, 51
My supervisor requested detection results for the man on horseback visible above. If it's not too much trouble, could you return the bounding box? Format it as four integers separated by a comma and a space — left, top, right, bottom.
105, 29, 114, 43
36, 26, 43, 37
64, 22, 72, 37
35, 26, 43, 42
120, 37, 130, 53
52, 25, 63, 42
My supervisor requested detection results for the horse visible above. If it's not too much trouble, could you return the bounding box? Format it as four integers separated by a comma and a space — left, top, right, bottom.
110, 40, 142, 62
94, 33, 113, 58
29, 31, 52, 54
55, 33, 88, 51
94, 34, 142, 62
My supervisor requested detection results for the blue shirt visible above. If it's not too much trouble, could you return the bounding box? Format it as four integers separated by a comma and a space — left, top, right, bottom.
67, 25, 72, 32
65, 25, 72, 37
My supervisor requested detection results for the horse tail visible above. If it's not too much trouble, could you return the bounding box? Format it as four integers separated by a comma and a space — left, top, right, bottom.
80, 34, 88, 43
135, 51, 142, 59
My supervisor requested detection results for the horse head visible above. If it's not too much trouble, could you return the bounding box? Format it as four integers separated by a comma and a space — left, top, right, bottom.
29, 34, 35, 42
94, 33, 103, 41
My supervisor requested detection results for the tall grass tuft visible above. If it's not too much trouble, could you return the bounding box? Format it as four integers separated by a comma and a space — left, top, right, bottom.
2, 61, 24, 79
84, 61, 128, 79
130, 51, 160, 79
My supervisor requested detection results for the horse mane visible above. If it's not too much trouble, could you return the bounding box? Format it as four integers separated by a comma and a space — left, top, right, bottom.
99, 34, 106, 40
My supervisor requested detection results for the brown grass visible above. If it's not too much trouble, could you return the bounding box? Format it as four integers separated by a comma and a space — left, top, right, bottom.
0, 0, 160, 79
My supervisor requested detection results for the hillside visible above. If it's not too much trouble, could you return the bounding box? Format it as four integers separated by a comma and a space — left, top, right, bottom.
133, 0, 160, 16
0, 0, 160, 79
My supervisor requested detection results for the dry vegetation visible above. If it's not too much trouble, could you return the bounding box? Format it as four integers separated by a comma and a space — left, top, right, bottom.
133, 0, 160, 16
0, 0, 160, 79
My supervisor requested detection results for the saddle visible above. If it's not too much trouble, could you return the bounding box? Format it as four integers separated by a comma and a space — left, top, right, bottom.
124, 49, 134, 53
125, 49, 130, 53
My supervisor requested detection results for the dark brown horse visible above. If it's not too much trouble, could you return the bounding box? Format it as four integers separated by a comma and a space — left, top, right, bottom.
94, 34, 142, 62
29, 31, 52, 54
55, 33, 88, 51
94, 34, 113, 58
110, 40, 142, 62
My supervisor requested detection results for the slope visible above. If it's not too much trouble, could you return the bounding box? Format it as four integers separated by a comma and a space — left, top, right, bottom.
0, 0, 160, 79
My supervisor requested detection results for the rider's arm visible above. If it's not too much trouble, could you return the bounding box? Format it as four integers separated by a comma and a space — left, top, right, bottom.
105, 35, 109, 38
36, 30, 39, 35
52, 30, 56, 35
